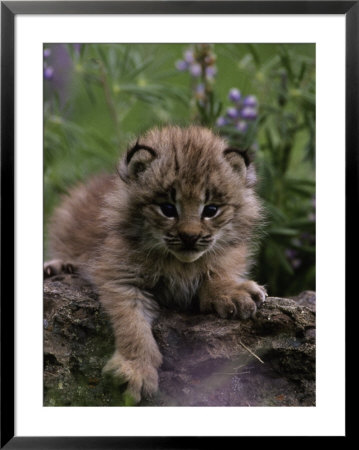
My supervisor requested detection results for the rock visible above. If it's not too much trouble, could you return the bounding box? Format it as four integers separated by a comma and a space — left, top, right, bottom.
292, 290, 316, 311
44, 274, 315, 406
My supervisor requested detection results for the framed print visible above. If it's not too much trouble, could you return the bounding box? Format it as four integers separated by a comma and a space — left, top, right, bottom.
1, 1, 355, 447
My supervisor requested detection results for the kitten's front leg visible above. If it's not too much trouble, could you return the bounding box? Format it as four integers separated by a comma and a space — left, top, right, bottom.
100, 284, 162, 403
199, 277, 267, 320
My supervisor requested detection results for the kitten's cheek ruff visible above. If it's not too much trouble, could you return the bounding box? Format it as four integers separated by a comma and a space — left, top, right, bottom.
169, 249, 205, 263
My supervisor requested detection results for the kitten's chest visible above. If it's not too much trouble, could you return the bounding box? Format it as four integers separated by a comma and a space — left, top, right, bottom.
151, 272, 202, 310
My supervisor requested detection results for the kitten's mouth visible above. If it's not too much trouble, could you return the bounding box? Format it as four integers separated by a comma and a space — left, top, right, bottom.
169, 249, 205, 263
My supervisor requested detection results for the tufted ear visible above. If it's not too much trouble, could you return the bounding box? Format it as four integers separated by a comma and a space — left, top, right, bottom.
223, 147, 249, 178
118, 142, 157, 182
223, 147, 257, 186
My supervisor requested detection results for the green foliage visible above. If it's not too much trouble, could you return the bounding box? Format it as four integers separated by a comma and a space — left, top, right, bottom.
44, 43, 315, 297
243, 44, 315, 296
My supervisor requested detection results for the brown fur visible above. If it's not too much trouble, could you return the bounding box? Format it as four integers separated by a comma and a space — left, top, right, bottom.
46, 126, 266, 402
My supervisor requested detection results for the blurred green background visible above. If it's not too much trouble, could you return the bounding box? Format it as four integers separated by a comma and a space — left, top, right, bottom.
44, 43, 315, 297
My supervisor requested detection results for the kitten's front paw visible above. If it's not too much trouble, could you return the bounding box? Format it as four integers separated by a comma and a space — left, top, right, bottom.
207, 281, 267, 320
103, 351, 160, 404
44, 259, 76, 278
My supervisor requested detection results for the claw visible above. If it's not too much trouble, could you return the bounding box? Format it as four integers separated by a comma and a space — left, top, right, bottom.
44, 259, 77, 278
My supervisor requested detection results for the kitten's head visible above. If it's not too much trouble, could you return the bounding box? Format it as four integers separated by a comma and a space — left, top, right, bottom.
118, 126, 261, 263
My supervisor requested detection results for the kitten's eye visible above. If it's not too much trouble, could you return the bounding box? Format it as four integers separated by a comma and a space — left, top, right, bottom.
202, 205, 218, 218
159, 203, 178, 218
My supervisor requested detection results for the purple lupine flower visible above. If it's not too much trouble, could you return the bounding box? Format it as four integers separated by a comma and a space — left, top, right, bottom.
309, 196, 316, 221
226, 107, 240, 119
240, 106, 257, 120
195, 83, 205, 95
243, 95, 257, 107
195, 83, 206, 101
204, 55, 216, 65
184, 50, 195, 64
176, 60, 188, 71
236, 121, 248, 133
300, 232, 315, 245
189, 63, 202, 77
285, 249, 296, 260
229, 88, 241, 103
216, 116, 227, 127
285, 249, 302, 269
43, 44, 74, 105
291, 258, 302, 269
300, 232, 311, 241
43, 48, 51, 58
205, 66, 217, 79
44, 66, 54, 80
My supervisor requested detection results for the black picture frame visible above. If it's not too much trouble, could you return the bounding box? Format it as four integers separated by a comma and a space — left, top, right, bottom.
1, 1, 355, 447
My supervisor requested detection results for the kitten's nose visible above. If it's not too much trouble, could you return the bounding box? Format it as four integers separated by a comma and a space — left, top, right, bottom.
178, 232, 200, 248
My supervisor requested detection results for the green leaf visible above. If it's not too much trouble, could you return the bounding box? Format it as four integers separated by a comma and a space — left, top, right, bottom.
269, 227, 299, 237
270, 242, 294, 275
286, 184, 314, 198
246, 44, 261, 67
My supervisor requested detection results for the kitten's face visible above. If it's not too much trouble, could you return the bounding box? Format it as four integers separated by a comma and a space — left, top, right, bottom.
143, 187, 237, 263
120, 126, 259, 263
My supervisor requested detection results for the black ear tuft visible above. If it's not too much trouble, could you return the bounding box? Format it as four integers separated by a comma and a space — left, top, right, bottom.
126, 142, 157, 165
118, 142, 157, 182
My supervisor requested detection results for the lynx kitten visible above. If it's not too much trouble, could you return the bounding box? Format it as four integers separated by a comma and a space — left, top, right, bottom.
45, 126, 267, 402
